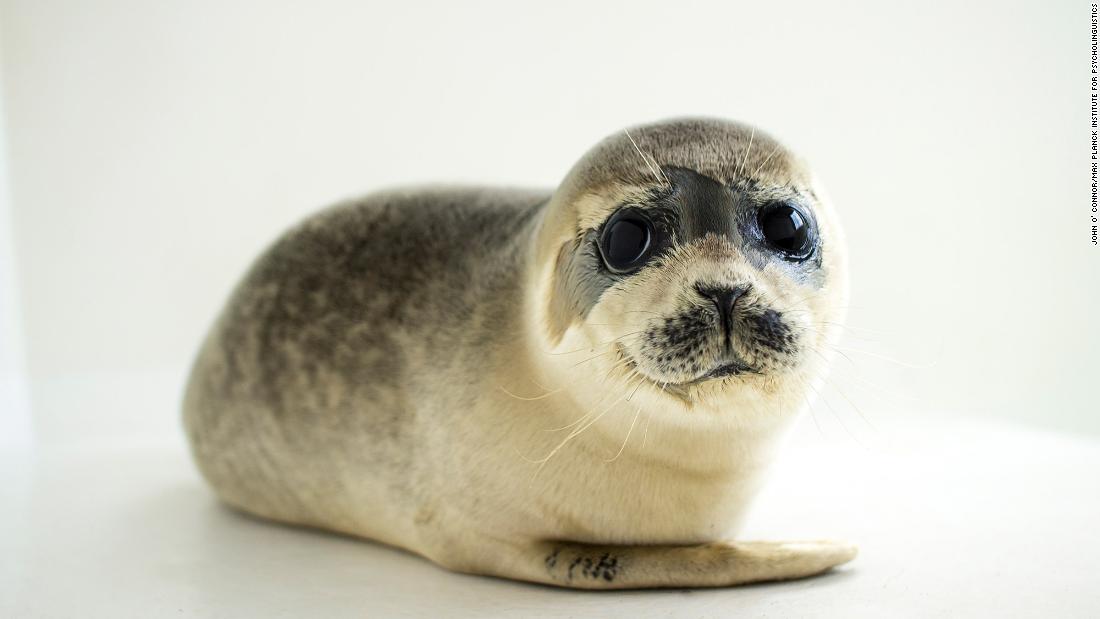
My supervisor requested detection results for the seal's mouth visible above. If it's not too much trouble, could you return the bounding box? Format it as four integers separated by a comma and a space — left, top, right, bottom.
675, 359, 759, 387
615, 344, 757, 393
700, 360, 756, 381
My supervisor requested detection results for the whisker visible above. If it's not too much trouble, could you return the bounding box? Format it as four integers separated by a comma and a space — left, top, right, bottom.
822, 376, 878, 432
752, 143, 782, 177
831, 345, 937, 369
569, 348, 613, 367
498, 385, 563, 401
563, 333, 643, 367
624, 129, 671, 188
604, 400, 643, 463
545, 329, 644, 357
736, 127, 755, 179
801, 373, 867, 448
802, 391, 824, 436
530, 388, 633, 472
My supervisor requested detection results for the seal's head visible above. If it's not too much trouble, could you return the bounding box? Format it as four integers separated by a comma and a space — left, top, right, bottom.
534, 118, 848, 415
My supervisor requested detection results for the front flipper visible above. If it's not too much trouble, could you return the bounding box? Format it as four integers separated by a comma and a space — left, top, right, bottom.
487, 540, 857, 589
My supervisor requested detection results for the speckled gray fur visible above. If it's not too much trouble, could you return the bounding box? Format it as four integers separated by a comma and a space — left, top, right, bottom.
184, 187, 546, 531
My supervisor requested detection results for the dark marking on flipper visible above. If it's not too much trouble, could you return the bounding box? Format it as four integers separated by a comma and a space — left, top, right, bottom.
557, 549, 620, 583
582, 553, 620, 582
567, 556, 583, 581
544, 548, 561, 571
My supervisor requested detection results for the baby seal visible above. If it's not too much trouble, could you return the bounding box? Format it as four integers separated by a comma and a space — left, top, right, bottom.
183, 117, 854, 589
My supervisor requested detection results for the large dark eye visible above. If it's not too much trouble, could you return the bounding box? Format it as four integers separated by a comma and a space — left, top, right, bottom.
758, 202, 815, 260
598, 209, 654, 273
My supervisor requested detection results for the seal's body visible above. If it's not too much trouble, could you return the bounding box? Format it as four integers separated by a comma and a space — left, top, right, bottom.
184, 118, 855, 589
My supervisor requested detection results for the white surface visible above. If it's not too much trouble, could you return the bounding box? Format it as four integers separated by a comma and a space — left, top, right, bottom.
1, 0, 1096, 440
2, 409, 1097, 618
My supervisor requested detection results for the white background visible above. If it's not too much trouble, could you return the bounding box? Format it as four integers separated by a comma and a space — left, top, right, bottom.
1, 0, 1096, 443
1, 1, 1097, 617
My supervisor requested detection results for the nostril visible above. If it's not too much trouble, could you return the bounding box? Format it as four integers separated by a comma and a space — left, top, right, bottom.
694, 284, 749, 312
694, 284, 750, 346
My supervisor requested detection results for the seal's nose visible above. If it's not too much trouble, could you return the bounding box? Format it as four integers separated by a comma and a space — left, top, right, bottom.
695, 284, 749, 342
